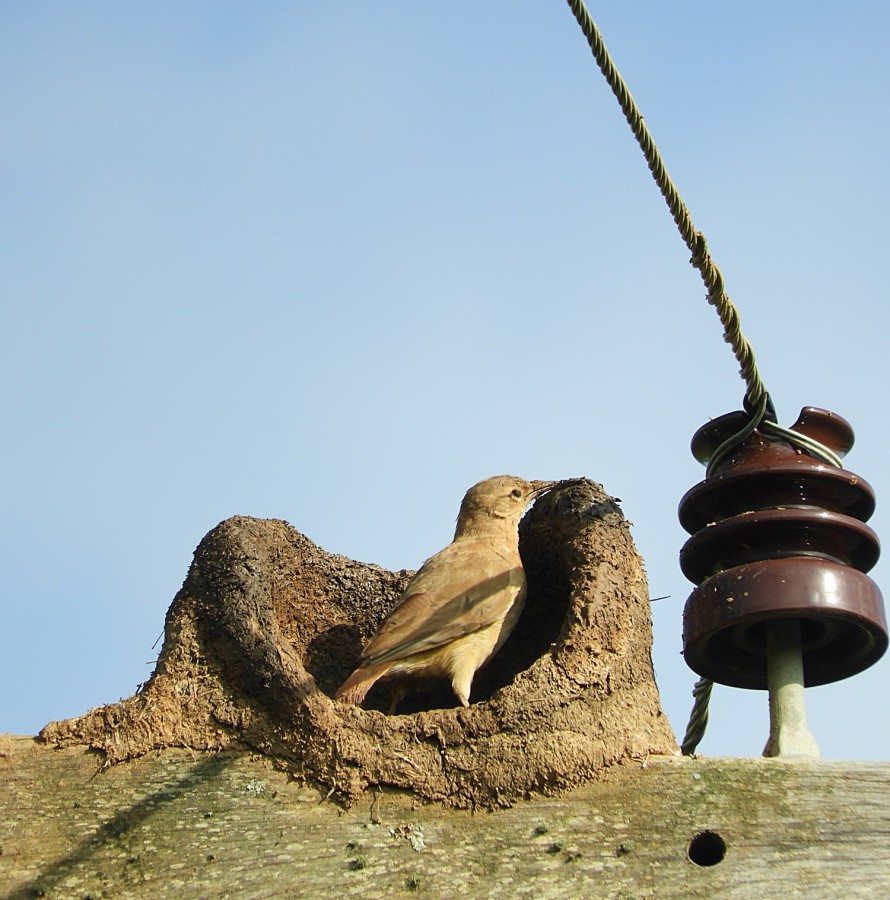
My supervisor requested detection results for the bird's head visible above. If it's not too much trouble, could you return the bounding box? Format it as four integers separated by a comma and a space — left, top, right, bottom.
453, 475, 560, 539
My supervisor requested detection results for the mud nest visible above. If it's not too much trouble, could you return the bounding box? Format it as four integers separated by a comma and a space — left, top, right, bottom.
41, 479, 677, 807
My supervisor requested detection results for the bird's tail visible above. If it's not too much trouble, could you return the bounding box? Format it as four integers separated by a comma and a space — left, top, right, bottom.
334, 661, 393, 706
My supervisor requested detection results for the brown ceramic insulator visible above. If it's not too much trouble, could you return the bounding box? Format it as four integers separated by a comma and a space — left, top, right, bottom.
791, 407, 856, 457
678, 405, 888, 689
678, 462, 876, 534
680, 508, 881, 585
682, 557, 888, 689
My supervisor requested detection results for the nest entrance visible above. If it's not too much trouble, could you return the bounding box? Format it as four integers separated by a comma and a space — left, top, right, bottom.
41, 479, 676, 807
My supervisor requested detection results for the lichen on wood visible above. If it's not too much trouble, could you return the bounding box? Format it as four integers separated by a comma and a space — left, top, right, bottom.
39, 479, 677, 806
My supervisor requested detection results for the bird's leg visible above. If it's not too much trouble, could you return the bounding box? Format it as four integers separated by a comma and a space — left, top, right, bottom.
388, 681, 409, 715
450, 666, 474, 708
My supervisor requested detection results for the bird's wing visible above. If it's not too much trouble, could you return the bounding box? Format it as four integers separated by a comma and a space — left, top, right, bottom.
359, 540, 525, 667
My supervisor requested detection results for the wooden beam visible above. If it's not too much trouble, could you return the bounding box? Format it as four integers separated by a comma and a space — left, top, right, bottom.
3, 735, 887, 898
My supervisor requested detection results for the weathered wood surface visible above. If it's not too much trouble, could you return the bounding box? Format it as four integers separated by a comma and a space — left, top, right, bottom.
2, 735, 888, 899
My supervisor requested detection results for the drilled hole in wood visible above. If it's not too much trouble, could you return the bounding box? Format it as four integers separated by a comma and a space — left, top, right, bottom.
688, 831, 726, 867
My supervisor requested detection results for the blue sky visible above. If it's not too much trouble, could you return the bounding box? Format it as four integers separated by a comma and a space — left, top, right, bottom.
2, 2, 888, 761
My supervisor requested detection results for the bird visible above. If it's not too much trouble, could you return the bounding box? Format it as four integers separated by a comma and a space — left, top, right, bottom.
335, 475, 560, 712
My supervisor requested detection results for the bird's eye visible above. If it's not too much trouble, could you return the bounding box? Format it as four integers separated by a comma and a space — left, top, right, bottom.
511, 488, 522, 498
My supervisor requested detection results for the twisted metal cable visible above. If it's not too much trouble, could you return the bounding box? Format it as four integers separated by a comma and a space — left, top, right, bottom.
564, 0, 765, 409
680, 677, 713, 755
